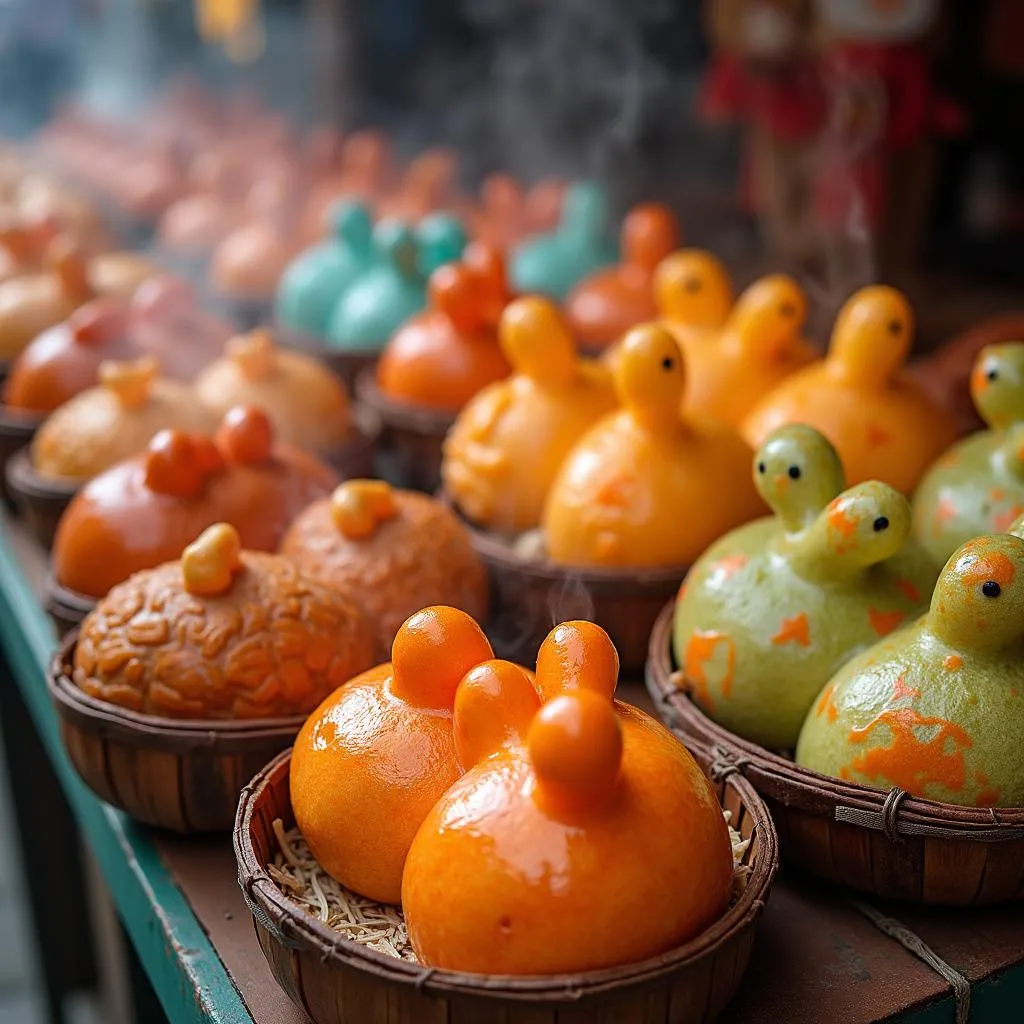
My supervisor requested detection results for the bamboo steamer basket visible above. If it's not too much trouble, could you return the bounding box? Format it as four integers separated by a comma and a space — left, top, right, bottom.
48, 631, 305, 832
355, 370, 452, 493
322, 404, 381, 481
44, 577, 94, 636
6, 447, 78, 550
448, 504, 684, 676
274, 326, 378, 392
646, 601, 1024, 905
234, 745, 778, 1024
0, 404, 42, 506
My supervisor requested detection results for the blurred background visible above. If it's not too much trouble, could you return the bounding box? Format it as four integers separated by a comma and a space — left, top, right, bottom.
3, 1, 1024, 1022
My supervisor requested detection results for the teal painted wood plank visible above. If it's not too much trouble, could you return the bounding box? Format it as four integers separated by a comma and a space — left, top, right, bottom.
0, 519, 253, 1024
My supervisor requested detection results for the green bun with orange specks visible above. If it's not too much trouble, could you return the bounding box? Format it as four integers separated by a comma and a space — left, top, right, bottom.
796, 531, 1024, 807
673, 424, 939, 751
912, 342, 1024, 568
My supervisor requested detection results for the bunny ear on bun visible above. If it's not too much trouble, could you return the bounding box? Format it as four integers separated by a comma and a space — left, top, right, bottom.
453, 660, 540, 771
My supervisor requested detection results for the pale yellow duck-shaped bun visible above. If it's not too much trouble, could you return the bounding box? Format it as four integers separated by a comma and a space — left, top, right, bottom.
680, 274, 816, 428
912, 343, 1024, 567
653, 248, 734, 354
542, 323, 765, 568
194, 329, 351, 453
742, 285, 959, 495
441, 296, 617, 535
31, 357, 217, 482
797, 523, 1024, 808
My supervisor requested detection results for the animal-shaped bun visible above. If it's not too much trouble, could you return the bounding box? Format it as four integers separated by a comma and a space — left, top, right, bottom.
543, 322, 762, 567
402, 621, 734, 974
52, 407, 337, 599
912, 342, 1024, 566
290, 606, 498, 903
674, 424, 938, 750
442, 296, 616, 533
743, 285, 958, 494
797, 526, 1024, 807
375, 242, 512, 412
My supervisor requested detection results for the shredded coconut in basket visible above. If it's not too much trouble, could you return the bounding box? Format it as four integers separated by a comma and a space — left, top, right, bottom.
267, 810, 751, 963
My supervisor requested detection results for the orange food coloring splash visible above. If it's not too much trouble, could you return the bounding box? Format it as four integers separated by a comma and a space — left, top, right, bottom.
682, 630, 736, 712
709, 554, 747, 581
815, 683, 838, 723
827, 497, 857, 539
771, 612, 810, 647
843, 707, 972, 796
895, 578, 921, 604
990, 488, 1007, 503
992, 504, 1024, 533
868, 608, 906, 637
955, 546, 1016, 589
889, 672, 921, 702
943, 654, 964, 671
933, 497, 957, 534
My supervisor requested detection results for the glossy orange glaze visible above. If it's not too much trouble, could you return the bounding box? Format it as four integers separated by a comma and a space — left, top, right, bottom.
2, 297, 134, 412
376, 245, 512, 412
543, 323, 763, 567
51, 408, 338, 598
742, 286, 958, 494
453, 660, 540, 771
565, 204, 681, 350
402, 623, 734, 974
679, 274, 815, 428
534, 619, 620, 703
290, 606, 494, 903
281, 483, 489, 657
441, 296, 617, 534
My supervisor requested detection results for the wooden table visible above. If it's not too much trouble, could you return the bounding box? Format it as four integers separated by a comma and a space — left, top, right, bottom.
1, 513, 1022, 1024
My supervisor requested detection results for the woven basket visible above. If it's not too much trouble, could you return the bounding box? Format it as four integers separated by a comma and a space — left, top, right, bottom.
234, 745, 777, 1024
449, 504, 684, 675
273, 326, 378, 392
319, 405, 381, 481
5, 447, 78, 550
0, 404, 42, 507
355, 371, 453, 493
646, 601, 1024, 905
44, 577, 95, 637
48, 631, 306, 833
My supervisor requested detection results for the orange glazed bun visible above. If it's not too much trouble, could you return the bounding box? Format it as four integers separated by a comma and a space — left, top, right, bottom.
280, 480, 488, 657
402, 621, 734, 975
375, 243, 512, 413
290, 606, 497, 904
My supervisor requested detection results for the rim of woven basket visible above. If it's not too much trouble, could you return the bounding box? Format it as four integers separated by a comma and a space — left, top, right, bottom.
234, 748, 777, 1000
439, 491, 690, 591
45, 576, 97, 616
0, 405, 45, 432
646, 600, 1024, 835
6, 446, 81, 499
355, 369, 457, 436
49, 631, 308, 748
